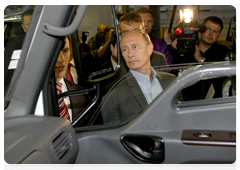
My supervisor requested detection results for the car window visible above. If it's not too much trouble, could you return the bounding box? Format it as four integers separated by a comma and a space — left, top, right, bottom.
77, 5, 118, 81
88, 61, 235, 127
51, 5, 120, 127
88, 66, 180, 126
156, 62, 236, 101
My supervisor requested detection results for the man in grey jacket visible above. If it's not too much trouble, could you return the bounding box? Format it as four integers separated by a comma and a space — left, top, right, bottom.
101, 31, 182, 125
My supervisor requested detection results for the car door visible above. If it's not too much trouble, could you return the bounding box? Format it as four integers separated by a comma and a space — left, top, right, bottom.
4, 5, 87, 164
4, 5, 124, 164
72, 62, 236, 164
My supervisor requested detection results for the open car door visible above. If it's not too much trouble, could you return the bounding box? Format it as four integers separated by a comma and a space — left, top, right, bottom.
4, 5, 87, 164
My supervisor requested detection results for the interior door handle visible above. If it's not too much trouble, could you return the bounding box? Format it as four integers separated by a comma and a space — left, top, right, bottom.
121, 135, 165, 163
124, 140, 152, 159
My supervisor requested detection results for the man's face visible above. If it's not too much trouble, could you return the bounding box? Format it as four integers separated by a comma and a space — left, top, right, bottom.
120, 22, 144, 36
97, 27, 105, 40
55, 37, 71, 82
22, 15, 32, 32
121, 32, 153, 70
201, 20, 221, 45
138, 13, 153, 34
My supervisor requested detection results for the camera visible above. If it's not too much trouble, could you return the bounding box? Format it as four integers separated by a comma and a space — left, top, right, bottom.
79, 31, 90, 54
174, 20, 206, 55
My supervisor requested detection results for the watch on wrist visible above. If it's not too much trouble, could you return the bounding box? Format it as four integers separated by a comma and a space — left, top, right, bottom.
200, 57, 206, 63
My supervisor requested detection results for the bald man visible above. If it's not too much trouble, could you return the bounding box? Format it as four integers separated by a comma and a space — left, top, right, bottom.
101, 30, 182, 125
88, 22, 106, 58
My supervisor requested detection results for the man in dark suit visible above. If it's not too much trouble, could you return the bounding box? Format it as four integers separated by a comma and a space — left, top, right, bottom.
118, 13, 167, 67
55, 36, 88, 123
101, 31, 182, 125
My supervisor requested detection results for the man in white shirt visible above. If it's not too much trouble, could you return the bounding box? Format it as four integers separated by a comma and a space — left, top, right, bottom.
101, 31, 182, 124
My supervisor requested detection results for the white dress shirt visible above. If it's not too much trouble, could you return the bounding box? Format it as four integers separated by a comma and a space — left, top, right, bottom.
110, 55, 117, 71
68, 59, 78, 84
130, 67, 163, 104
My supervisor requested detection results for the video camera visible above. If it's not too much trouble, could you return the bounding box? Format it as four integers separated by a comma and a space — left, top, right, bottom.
174, 20, 206, 55
168, 8, 206, 56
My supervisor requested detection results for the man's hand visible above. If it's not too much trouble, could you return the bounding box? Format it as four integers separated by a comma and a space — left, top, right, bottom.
97, 29, 114, 58
172, 39, 178, 49
164, 31, 172, 45
194, 45, 204, 62
105, 29, 114, 42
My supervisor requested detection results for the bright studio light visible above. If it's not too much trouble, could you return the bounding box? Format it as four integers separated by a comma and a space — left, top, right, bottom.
180, 9, 193, 23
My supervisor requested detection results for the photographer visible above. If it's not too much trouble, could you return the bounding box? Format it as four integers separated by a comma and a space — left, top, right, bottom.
97, 25, 114, 59
164, 16, 230, 101
165, 16, 230, 64
88, 22, 106, 57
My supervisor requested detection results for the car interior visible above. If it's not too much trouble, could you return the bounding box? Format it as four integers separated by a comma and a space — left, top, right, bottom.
4, 5, 236, 164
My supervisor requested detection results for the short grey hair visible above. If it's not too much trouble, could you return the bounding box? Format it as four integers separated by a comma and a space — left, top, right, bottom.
120, 30, 152, 45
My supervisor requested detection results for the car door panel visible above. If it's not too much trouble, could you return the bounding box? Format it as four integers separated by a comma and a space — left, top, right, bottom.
74, 127, 235, 163
73, 62, 235, 164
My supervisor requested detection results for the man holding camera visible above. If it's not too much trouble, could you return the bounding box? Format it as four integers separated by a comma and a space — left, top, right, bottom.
164, 16, 230, 101
88, 22, 106, 58
165, 16, 230, 64
196, 16, 230, 62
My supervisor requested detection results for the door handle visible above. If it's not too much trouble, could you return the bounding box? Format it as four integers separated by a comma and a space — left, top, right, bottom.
121, 135, 165, 163
124, 140, 152, 159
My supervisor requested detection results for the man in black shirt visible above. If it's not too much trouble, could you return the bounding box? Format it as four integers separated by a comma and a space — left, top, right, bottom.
165, 16, 230, 100
169, 16, 230, 64
194, 16, 230, 62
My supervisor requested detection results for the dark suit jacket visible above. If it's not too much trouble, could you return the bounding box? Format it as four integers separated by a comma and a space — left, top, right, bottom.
151, 50, 167, 67
64, 79, 87, 122
100, 51, 167, 95
101, 70, 182, 125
